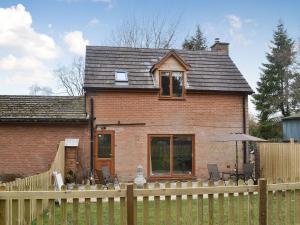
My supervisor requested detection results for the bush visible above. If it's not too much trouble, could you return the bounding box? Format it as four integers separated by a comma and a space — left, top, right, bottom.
0, 174, 23, 183
65, 170, 76, 184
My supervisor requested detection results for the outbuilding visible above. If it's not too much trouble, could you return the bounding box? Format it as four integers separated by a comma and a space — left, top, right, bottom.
282, 113, 300, 142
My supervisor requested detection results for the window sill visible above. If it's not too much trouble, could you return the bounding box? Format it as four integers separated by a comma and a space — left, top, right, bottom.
158, 96, 186, 101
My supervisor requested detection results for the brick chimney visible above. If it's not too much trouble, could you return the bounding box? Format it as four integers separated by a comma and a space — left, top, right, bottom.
210, 38, 229, 54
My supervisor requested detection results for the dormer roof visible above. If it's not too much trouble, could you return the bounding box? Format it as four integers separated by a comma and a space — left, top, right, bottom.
150, 50, 191, 73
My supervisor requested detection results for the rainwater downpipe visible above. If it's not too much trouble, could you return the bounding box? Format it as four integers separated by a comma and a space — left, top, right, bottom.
90, 97, 94, 177
243, 95, 247, 163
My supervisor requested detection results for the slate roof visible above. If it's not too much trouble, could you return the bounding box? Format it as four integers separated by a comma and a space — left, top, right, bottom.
84, 46, 253, 93
0, 95, 87, 123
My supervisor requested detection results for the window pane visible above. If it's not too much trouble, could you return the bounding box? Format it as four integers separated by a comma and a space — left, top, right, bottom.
98, 134, 111, 158
173, 135, 193, 174
115, 72, 128, 81
172, 72, 183, 97
151, 137, 170, 175
161, 72, 170, 96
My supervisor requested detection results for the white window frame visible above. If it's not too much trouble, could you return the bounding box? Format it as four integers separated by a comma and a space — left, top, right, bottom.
115, 71, 128, 82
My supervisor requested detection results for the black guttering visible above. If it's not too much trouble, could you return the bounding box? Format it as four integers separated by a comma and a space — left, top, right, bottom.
83, 86, 254, 95
0, 118, 88, 123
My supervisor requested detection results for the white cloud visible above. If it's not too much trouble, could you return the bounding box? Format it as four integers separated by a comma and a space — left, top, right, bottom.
87, 18, 99, 27
227, 15, 242, 29
0, 4, 59, 94
0, 55, 54, 87
64, 31, 89, 56
0, 4, 60, 60
226, 14, 253, 46
48, 23, 53, 28
0, 55, 44, 71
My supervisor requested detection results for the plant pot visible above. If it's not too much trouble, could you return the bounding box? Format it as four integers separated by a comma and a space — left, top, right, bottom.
66, 183, 75, 190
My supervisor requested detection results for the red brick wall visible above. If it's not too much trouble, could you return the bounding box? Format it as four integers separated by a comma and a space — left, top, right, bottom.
65, 147, 78, 174
87, 91, 248, 181
0, 123, 89, 179
0, 91, 248, 182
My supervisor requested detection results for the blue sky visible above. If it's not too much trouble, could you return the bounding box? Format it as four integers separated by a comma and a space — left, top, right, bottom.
0, 0, 299, 114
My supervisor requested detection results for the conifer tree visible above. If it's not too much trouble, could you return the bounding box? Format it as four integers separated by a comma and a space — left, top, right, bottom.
253, 22, 298, 138
182, 25, 207, 50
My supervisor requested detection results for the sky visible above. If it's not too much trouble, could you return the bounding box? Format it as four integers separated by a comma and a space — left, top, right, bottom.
0, 0, 299, 114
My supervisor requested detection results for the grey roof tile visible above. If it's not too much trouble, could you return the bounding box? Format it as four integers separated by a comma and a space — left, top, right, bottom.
84, 46, 253, 93
0, 95, 87, 123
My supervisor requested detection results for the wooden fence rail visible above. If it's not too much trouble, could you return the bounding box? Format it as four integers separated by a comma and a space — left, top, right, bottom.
259, 139, 300, 182
1, 178, 300, 225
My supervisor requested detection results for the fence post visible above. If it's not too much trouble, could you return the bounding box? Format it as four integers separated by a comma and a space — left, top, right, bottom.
127, 184, 134, 225
259, 178, 267, 225
0, 186, 6, 225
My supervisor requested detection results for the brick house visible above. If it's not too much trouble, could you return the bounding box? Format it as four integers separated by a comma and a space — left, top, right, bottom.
0, 40, 253, 181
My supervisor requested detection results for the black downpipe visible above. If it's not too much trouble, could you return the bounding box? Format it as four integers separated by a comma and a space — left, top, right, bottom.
90, 97, 94, 177
243, 95, 247, 163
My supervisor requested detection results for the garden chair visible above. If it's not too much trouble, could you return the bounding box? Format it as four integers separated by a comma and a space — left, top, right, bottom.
243, 163, 254, 181
96, 166, 119, 188
207, 164, 224, 181
95, 169, 105, 186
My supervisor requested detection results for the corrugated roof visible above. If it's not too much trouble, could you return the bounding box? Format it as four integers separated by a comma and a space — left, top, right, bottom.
84, 46, 253, 93
0, 95, 87, 123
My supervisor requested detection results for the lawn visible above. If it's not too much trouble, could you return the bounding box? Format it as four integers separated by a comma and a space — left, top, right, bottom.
32, 195, 260, 225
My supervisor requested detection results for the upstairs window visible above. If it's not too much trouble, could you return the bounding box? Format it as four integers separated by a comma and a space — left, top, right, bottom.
160, 71, 183, 97
115, 71, 128, 83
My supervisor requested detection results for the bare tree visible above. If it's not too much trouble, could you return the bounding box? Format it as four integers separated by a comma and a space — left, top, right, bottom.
29, 84, 53, 95
111, 16, 180, 49
55, 57, 84, 96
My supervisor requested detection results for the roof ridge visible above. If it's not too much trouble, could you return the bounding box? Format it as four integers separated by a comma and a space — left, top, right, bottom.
86, 45, 218, 54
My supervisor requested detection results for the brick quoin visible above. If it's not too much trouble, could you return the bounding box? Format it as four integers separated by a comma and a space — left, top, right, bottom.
86, 91, 248, 181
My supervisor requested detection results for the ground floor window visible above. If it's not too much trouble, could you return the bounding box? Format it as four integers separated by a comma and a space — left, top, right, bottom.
148, 134, 195, 177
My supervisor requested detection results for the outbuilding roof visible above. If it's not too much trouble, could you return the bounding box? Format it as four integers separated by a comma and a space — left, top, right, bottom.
84, 46, 253, 93
0, 95, 87, 123
282, 113, 300, 121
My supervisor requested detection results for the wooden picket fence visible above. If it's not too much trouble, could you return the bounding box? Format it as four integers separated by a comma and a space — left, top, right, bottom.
259, 139, 300, 182
0, 141, 65, 224
1, 178, 300, 225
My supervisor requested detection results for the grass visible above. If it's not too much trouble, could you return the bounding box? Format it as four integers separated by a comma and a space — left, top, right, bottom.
32, 195, 261, 225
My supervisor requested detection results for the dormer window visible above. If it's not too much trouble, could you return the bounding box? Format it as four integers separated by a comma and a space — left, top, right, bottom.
160, 71, 183, 97
115, 71, 128, 85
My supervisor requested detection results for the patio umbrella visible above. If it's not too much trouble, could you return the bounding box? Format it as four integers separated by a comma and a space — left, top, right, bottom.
212, 133, 266, 185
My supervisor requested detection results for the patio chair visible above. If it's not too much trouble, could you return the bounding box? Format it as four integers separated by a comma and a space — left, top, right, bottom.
243, 163, 254, 181
95, 169, 105, 186
207, 164, 224, 181
96, 166, 119, 188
